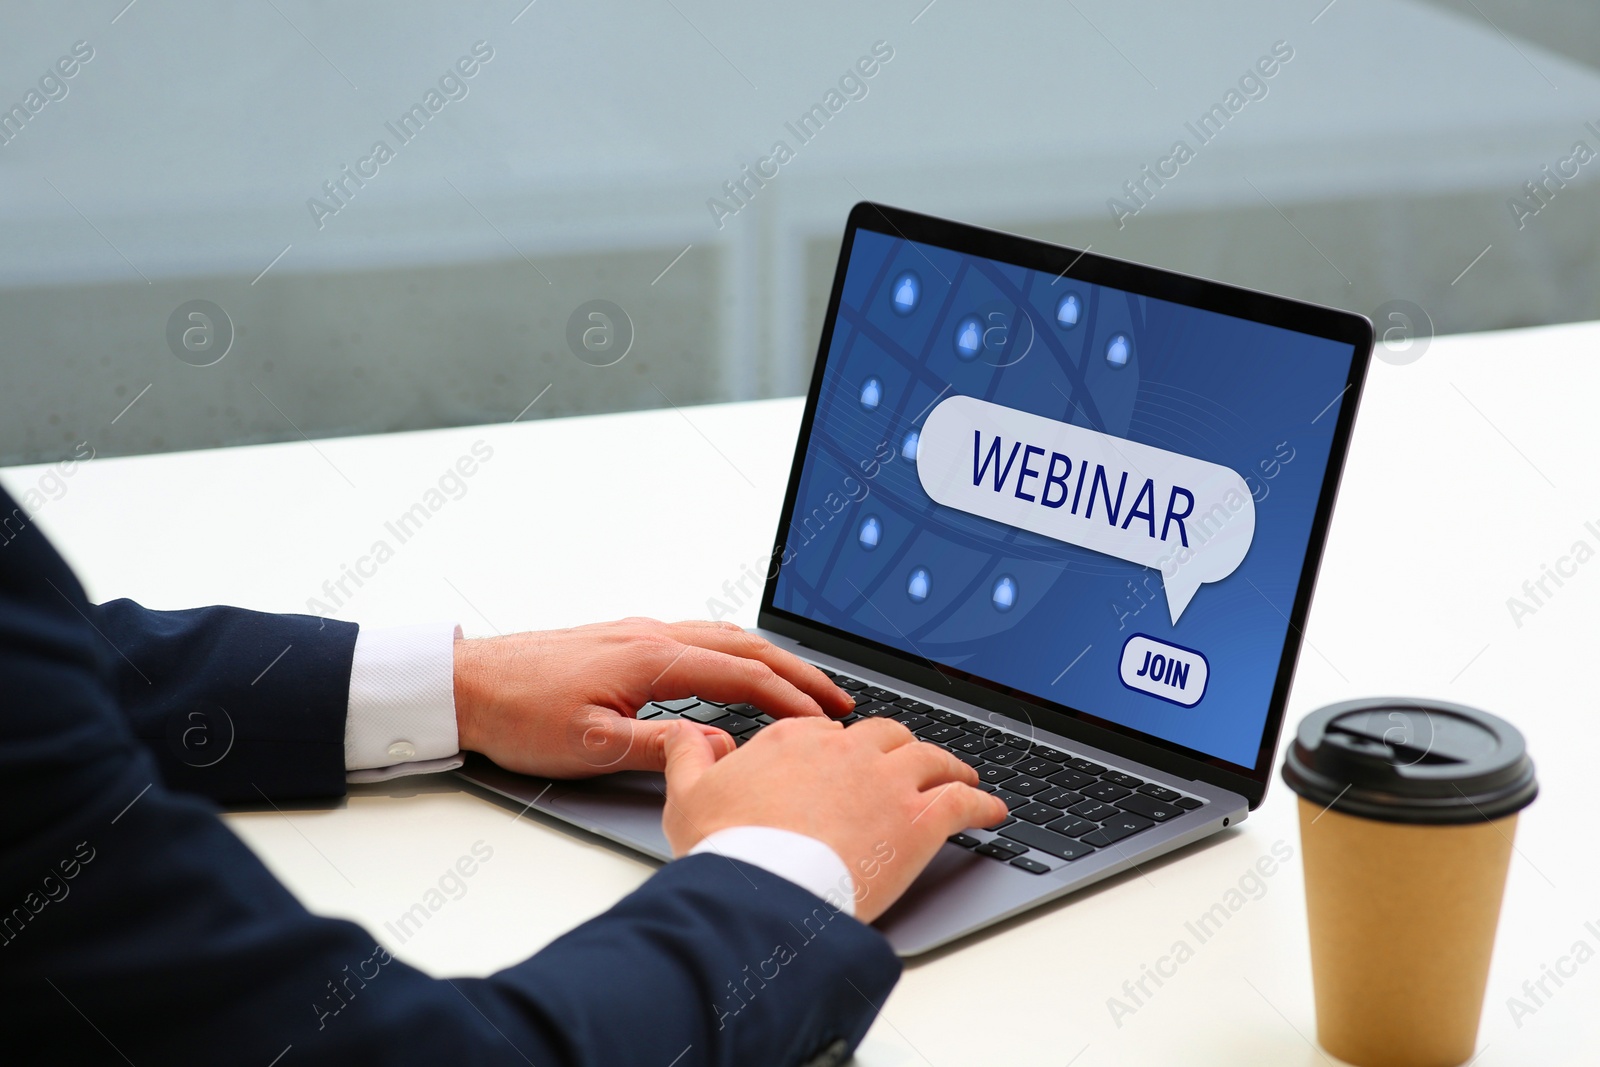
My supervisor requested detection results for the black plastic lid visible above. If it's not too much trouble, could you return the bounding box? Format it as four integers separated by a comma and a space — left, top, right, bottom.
1281, 698, 1537, 825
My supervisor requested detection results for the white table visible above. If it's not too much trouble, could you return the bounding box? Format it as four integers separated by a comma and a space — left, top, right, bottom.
8, 320, 1599, 1065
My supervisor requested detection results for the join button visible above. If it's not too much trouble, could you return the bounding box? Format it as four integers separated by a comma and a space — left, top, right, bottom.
1119, 635, 1209, 708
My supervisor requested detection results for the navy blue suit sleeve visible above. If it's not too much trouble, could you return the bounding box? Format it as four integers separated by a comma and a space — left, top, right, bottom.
0, 490, 901, 1065
95, 598, 357, 803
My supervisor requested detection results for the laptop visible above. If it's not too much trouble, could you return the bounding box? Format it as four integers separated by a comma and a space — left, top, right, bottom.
459, 202, 1374, 956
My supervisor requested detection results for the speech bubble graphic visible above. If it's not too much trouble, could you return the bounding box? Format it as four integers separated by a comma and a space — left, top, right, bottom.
916, 395, 1255, 624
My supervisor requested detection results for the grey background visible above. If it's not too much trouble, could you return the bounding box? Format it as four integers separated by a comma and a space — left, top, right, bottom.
3, 0, 1599, 465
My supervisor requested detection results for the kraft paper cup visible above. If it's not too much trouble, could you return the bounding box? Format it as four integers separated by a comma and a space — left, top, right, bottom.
1298, 800, 1516, 1066
1282, 699, 1537, 1067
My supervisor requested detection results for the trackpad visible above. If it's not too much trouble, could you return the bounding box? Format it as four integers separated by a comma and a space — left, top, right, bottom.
460, 760, 674, 862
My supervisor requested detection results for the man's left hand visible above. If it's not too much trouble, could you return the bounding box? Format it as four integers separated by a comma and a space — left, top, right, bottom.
452, 617, 854, 778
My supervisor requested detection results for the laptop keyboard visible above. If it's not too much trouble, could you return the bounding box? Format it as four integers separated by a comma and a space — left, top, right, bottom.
635, 667, 1207, 876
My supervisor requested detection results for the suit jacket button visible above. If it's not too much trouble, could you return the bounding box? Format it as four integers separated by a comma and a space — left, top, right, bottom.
387, 741, 416, 760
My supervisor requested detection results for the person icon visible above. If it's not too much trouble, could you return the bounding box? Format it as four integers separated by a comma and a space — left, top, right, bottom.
1056, 293, 1081, 328
860, 377, 883, 410
907, 567, 931, 602
891, 272, 921, 316
1106, 334, 1131, 368
954, 316, 982, 360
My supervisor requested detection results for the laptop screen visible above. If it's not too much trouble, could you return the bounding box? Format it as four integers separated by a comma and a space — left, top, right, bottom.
767, 217, 1361, 774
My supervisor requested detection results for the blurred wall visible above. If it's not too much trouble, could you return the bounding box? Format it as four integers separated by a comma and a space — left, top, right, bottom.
3, 0, 1598, 465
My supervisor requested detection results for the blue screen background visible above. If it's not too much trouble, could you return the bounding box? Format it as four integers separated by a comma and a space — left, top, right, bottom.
771, 229, 1356, 768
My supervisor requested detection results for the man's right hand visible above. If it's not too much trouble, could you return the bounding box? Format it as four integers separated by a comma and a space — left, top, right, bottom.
661, 717, 1008, 924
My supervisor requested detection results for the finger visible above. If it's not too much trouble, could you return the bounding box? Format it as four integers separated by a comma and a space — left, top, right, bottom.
671, 721, 737, 762
665, 623, 853, 716
845, 715, 918, 752
692, 722, 739, 759
581, 716, 735, 774
665, 623, 854, 717
889, 741, 980, 791
662, 720, 718, 794
749, 714, 841, 739
649, 644, 828, 720
914, 781, 1009, 833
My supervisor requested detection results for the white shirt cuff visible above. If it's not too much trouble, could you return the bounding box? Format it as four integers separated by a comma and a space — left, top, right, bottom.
345, 755, 465, 784
689, 826, 857, 918
344, 622, 463, 781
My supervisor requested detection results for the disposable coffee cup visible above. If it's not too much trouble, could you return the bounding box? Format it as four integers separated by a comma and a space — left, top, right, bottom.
1281, 698, 1537, 1067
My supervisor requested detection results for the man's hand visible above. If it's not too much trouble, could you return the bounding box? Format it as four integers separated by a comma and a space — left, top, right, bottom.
661, 717, 1008, 924
452, 617, 855, 779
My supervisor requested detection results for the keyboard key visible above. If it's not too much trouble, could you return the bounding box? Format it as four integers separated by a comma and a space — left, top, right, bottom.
988, 815, 1016, 830
1102, 771, 1145, 789
992, 788, 1031, 811
652, 697, 702, 713
1010, 856, 1051, 875
1080, 812, 1155, 847
982, 748, 1027, 767
1118, 793, 1181, 822
863, 686, 900, 702
835, 677, 866, 691
1002, 775, 1048, 796
999, 822, 1097, 861
1044, 814, 1098, 837
916, 723, 964, 744
679, 704, 728, 724
895, 698, 933, 713
1033, 748, 1070, 763
926, 708, 967, 726
977, 765, 1017, 785
705, 712, 760, 735
890, 712, 933, 732
948, 832, 980, 848
1016, 757, 1057, 777
952, 752, 984, 768
635, 705, 664, 719
1000, 734, 1035, 751
1046, 769, 1096, 792
1065, 757, 1108, 775
952, 736, 995, 756
1175, 796, 1204, 810
1068, 800, 1122, 822
975, 840, 1027, 860
1082, 781, 1132, 803
1138, 784, 1182, 802
727, 703, 762, 716
1014, 802, 1065, 825
856, 701, 896, 717
837, 714, 863, 727
850, 693, 878, 709
1036, 788, 1084, 810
